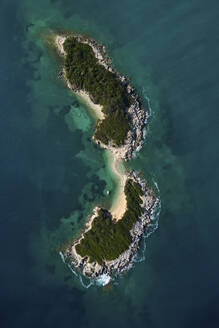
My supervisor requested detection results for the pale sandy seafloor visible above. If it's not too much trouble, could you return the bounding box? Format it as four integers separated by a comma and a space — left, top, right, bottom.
55, 34, 132, 222
75, 91, 127, 221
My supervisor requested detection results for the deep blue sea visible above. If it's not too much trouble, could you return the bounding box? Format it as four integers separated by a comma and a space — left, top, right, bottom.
1, 0, 219, 327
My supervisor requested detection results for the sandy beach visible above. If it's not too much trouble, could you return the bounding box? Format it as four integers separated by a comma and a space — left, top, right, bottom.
56, 35, 67, 56
55, 35, 104, 121
109, 154, 127, 221
75, 90, 104, 120
54, 33, 158, 283
55, 34, 127, 221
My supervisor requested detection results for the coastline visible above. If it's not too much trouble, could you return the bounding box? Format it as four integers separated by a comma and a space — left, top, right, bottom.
65, 171, 158, 280
55, 33, 158, 284
56, 36, 133, 221
75, 90, 104, 120
56, 35, 104, 121
55, 34, 148, 161
107, 151, 128, 221
55, 34, 130, 221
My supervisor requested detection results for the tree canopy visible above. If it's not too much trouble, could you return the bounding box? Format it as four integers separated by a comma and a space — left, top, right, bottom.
64, 37, 130, 146
75, 179, 144, 264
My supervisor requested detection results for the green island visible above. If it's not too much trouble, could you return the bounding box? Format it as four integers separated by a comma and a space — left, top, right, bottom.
63, 37, 130, 146
55, 33, 156, 281
75, 179, 143, 264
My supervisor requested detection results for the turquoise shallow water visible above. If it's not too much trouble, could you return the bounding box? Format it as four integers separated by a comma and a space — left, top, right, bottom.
1, 0, 219, 327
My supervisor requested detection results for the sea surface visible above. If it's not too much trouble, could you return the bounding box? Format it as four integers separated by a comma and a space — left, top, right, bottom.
1, 0, 219, 327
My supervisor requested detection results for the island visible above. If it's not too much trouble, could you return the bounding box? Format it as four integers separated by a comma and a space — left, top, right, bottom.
55, 33, 159, 285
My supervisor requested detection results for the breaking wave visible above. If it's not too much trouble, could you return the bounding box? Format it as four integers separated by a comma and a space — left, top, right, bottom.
134, 180, 161, 264
132, 88, 153, 158
142, 87, 153, 118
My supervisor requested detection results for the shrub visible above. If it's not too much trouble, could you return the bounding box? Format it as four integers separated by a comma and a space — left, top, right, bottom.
75, 179, 144, 264
63, 37, 130, 146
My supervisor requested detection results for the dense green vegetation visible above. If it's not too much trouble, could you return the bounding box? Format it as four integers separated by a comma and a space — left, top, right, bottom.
75, 179, 144, 264
63, 37, 130, 146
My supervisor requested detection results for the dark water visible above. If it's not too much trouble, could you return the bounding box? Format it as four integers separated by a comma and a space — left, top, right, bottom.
1, 0, 219, 327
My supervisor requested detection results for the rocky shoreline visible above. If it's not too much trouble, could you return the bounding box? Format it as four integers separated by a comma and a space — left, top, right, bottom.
55, 33, 159, 284
56, 34, 148, 161
64, 172, 158, 279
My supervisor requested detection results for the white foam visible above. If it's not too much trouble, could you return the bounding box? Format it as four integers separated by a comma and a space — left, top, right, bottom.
96, 274, 111, 286
59, 183, 161, 289
59, 251, 65, 263
153, 177, 161, 195
66, 261, 110, 288
142, 87, 153, 118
